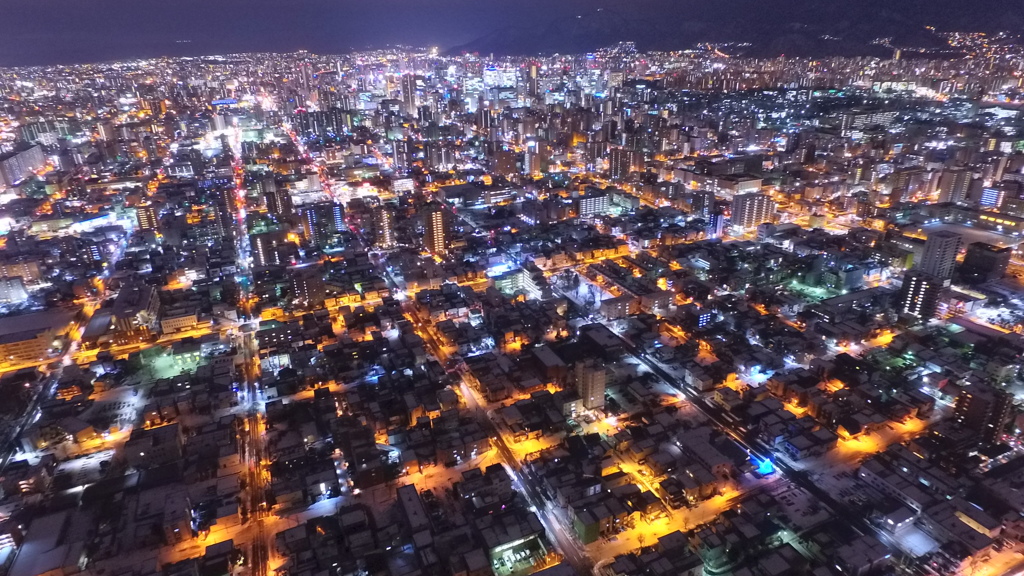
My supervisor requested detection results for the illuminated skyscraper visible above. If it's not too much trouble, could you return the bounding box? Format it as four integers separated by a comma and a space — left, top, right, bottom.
609, 147, 643, 180
978, 187, 1005, 209
97, 122, 116, 141
374, 205, 395, 249
686, 190, 716, 219
424, 204, 448, 255
528, 64, 539, 97
897, 270, 943, 320
401, 74, 418, 115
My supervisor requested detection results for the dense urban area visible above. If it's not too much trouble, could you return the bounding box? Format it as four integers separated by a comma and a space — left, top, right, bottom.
1, 39, 1024, 576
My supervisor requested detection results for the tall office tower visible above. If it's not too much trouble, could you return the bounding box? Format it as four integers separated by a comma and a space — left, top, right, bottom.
918, 230, 961, 281
528, 64, 539, 97
373, 205, 395, 249
960, 242, 1011, 282
609, 147, 643, 180
300, 202, 345, 248
937, 169, 972, 204
523, 151, 541, 175
136, 203, 159, 231
603, 120, 618, 142
575, 359, 607, 410
953, 384, 1014, 443
212, 113, 228, 132
264, 187, 294, 217
400, 74, 418, 115
424, 204, 448, 255
730, 193, 776, 231
299, 62, 311, 93
897, 270, 943, 320
319, 87, 346, 110
799, 141, 816, 165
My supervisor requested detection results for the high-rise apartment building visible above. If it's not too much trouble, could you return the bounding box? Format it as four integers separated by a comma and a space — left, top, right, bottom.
136, 203, 159, 231
960, 242, 1011, 282
264, 187, 295, 217
706, 211, 725, 239
251, 231, 293, 267
953, 384, 1013, 443
897, 270, 943, 320
575, 358, 606, 410
291, 267, 326, 308
424, 204, 448, 254
685, 190, 716, 219
918, 230, 961, 281
374, 205, 395, 249
209, 187, 238, 238
300, 202, 345, 248
96, 122, 117, 142
937, 169, 972, 204
731, 193, 776, 231
577, 193, 609, 218
0, 146, 45, 187
609, 148, 643, 180
978, 187, 1005, 209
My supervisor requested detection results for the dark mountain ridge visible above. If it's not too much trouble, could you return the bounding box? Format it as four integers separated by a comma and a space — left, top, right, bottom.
447, 1, 1024, 58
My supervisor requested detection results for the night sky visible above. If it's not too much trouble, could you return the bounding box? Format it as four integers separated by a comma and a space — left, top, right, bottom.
0, 0, 1021, 66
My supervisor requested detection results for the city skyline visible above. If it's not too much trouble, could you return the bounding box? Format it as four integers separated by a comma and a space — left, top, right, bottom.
1, 0, 1024, 66
2, 22, 1024, 576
